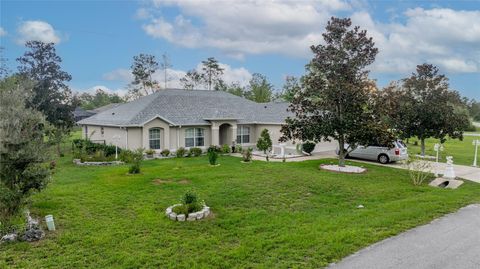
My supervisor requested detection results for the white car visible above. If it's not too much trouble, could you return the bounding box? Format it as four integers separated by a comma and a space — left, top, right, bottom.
339, 141, 408, 164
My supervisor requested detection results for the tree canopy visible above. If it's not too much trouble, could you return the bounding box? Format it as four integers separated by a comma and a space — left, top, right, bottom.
129, 53, 160, 99
381, 63, 470, 155
180, 57, 224, 90
0, 76, 52, 221
17, 41, 77, 132
79, 89, 124, 110
245, 73, 274, 103
281, 17, 394, 167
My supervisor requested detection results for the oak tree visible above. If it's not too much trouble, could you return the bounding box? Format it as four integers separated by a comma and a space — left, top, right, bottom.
281, 17, 394, 167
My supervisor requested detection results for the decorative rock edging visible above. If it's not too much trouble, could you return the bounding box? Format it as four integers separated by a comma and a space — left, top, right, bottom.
73, 159, 123, 166
165, 204, 211, 222
320, 164, 366, 174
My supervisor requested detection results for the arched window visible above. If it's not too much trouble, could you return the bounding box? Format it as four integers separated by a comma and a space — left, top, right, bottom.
236, 126, 250, 144
149, 128, 161, 149
185, 128, 204, 147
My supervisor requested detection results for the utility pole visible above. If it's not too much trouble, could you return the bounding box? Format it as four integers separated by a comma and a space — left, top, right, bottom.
161, 53, 172, 89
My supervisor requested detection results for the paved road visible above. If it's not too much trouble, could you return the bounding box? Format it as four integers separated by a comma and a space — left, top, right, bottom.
329, 204, 480, 269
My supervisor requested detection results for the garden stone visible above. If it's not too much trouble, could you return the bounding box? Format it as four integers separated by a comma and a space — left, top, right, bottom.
1, 233, 17, 243
196, 211, 204, 220
20, 213, 45, 242
177, 214, 186, 221
203, 207, 210, 217
169, 212, 177, 221
165, 207, 173, 216
187, 213, 197, 221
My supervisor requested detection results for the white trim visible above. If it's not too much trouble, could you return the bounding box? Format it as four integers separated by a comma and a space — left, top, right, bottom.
141, 115, 176, 126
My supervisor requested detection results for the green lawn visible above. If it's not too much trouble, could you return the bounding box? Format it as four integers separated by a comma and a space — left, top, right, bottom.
407, 131, 480, 166
1, 155, 479, 268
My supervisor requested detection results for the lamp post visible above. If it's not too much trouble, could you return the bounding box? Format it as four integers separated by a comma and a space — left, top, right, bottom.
112, 135, 121, 160
473, 140, 480, 167
433, 143, 444, 177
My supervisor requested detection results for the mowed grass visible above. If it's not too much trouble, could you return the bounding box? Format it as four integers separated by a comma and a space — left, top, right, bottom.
407, 131, 480, 166
1, 155, 480, 268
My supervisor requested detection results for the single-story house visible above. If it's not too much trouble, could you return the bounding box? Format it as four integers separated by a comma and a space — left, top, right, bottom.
77, 89, 335, 153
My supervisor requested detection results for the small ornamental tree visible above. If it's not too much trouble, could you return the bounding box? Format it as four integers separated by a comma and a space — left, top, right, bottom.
257, 129, 272, 161
381, 64, 470, 156
280, 17, 394, 167
0, 76, 52, 222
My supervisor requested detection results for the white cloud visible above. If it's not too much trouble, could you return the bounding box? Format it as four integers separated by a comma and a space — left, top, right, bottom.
103, 62, 252, 90
82, 85, 129, 97
103, 68, 133, 82
142, 0, 348, 58
0, 27, 7, 37
16, 20, 61, 45
140, 1, 480, 74
351, 8, 480, 74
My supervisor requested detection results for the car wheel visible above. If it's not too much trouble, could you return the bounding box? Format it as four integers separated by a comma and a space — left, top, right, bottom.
378, 154, 389, 164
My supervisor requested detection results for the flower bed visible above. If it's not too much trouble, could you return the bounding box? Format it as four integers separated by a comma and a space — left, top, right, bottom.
165, 204, 211, 222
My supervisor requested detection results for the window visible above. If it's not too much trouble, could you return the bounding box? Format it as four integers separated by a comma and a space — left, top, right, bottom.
149, 128, 161, 149
185, 128, 204, 147
236, 126, 250, 144
84, 126, 88, 138
101, 127, 104, 137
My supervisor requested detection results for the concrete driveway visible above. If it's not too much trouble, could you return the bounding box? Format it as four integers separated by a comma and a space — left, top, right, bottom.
329, 204, 480, 269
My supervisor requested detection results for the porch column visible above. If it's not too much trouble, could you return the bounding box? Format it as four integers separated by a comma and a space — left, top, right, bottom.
231, 125, 237, 145
211, 126, 219, 146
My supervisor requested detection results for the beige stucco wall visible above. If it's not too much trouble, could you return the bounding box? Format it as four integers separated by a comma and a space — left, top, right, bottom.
82, 120, 336, 152
255, 124, 285, 145
127, 127, 143, 150
142, 118, 170, 151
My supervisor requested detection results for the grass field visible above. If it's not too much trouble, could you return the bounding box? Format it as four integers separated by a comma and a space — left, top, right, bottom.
1, 152, 479, 268
407, 130, 480, 166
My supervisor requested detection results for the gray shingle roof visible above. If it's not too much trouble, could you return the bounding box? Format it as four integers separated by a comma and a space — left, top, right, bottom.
77, 89, 291, 127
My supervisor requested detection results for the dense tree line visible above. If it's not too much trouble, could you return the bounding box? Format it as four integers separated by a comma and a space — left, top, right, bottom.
78, 89, 124, 110
280, 17, 471, 166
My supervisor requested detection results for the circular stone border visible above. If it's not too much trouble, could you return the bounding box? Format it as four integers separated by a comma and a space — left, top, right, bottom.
165, 204, 211, 222
320, 164, 366, 174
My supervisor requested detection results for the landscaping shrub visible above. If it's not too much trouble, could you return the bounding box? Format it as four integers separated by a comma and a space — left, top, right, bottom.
235, 144, 243, 153
72, 139, 120, 157
160, 149, 170, 157
406, 155, 432, 185
176, 147, 186, 158
119, 149, 134, 163
302, 142, 316, 155
128, 162, 141, 174
242, 147, 253, 162
145, 149, 155, 157
257, 129, 272, 161
172, 190, 202, 215
128, 149, 144, 174
221, 144, 231, 154
207, 146, 218, 165
189, 147, 203, 157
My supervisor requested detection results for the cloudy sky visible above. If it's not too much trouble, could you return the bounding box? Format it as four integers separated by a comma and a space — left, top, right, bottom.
1, 0, 479, 99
